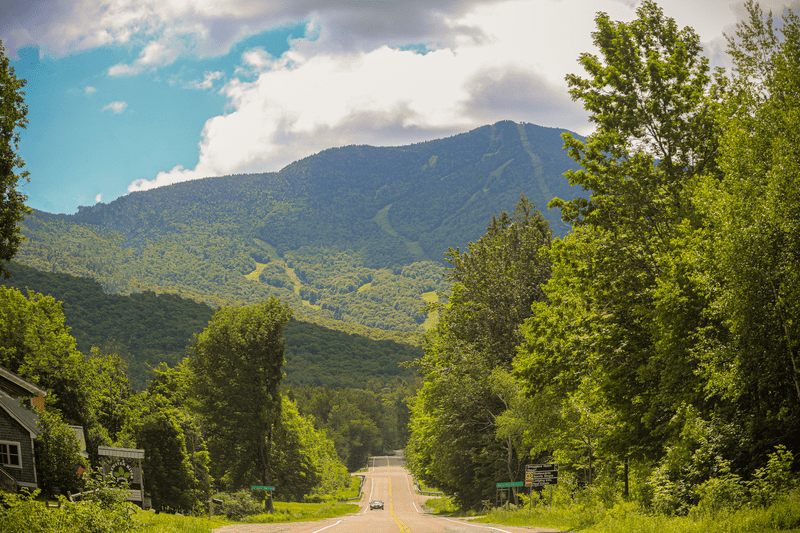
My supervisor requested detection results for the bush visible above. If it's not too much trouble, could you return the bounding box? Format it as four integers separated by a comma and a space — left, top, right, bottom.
694, 462, 747, 516
0, 488, 138, 533
217, 490, 264, 519
749, 445, 796, 507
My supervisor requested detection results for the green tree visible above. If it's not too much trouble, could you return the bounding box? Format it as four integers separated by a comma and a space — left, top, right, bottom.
136, 403, 201, 512
190, 297, 293, 489
406, 196, 551, 508
693, 1, 800, 466
0, 40, 30, 279
86, 348, 135, 445
269, 397, 323, 501
0, 287, 94, 431
522, 0, 726, 463
35, 408, 86, 495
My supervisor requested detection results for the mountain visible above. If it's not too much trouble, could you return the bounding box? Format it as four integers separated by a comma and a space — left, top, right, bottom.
1, 261, 420, 390
15, 121, 581, 334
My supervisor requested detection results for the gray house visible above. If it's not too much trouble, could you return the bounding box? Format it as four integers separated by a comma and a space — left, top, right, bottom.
0, 366, 47, 491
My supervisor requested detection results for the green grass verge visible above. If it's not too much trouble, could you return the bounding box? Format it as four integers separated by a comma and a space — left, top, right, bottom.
422, 496, 461, 515
475, 491, 800, 533
136, 501, 360, 532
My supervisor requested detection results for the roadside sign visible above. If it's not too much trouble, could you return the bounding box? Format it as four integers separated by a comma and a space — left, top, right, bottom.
526, 463, 559, 486
251, 486, 275, 491
496, 481, 525, 488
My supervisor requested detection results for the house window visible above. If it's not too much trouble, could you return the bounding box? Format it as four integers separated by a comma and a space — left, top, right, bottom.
0, 441, 21, 468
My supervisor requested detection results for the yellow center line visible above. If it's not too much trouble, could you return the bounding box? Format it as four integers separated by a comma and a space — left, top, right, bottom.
388, 457, 411, 533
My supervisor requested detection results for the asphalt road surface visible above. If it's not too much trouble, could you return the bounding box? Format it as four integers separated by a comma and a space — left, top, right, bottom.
213, 454, 561, 533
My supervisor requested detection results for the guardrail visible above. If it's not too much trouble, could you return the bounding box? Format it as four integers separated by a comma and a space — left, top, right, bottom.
412, 477, 443, 496
343, 474, 366, 502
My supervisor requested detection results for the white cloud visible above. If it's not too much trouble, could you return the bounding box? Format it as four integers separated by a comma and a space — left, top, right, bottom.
6, 0, 800, 197
126, 0, 800, 193
129, 0, 600, 191
84, 86, 97, 94
95, 193, 102, 203
109, 33, 189, 76
102, 101, 127, 113
186, 70, 224, 90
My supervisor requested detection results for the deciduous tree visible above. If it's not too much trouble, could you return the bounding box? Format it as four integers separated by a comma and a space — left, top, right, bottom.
693, 0, 800, 467
523, 0, 725, 462
190, 298, 292, 489
0, 40, 30, 279
406, 196, 551, 508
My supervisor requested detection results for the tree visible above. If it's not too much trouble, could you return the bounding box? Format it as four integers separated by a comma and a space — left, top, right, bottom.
136, 403, 201, 512
86, 348, 135, 446
0, 287, 94, 430
524, 0, 726, 462
406, 196, 551, 508
269, 397, 323, 501
0, 40, 30, 279
190, 297, 292, 489
693, 1, 800, 468
35, 408, 86, 495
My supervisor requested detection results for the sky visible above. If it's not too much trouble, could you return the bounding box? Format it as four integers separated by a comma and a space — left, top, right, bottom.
2, 0, 799, 214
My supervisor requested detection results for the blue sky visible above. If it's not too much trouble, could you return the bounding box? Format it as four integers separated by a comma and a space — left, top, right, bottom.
3, 0, 798, 214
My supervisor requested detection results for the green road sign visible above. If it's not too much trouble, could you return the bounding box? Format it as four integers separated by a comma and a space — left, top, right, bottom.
251, 486, 275, 491
496, 481, 525, 488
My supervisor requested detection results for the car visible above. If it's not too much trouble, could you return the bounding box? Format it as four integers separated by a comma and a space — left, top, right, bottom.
369, 500, 384, 510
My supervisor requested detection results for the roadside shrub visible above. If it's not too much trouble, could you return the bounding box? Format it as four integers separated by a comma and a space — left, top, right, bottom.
0, 488, 137, 533
217, 489, 264, 519
648, 463, 694, 516
693, 461, 747, 516
749, 445, 796, 507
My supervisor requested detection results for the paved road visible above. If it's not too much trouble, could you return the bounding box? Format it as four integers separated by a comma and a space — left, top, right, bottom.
214, 454, 561, 533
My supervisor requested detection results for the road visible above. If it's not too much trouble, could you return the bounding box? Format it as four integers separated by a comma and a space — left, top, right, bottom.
213, 454, 561, 533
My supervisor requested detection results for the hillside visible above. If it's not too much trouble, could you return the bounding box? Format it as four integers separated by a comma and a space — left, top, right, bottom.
1, 261, 420, 390
15, 121, 581, 334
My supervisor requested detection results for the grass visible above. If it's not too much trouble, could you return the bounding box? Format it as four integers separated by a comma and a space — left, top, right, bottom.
135, 501, 360, 533
422, 496, 461, 515
136, 512, 229, 533
244, 261, 268, 281
420, 291, 439, 330
470, 490, 800, 533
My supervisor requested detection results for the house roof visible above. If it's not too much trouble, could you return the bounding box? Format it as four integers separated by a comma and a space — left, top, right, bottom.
0, 395, 42, 438
98, 446, 145, 460
0, 366, 47, 398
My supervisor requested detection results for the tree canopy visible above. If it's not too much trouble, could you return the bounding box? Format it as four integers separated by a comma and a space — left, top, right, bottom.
406, 1, 800, 517
406, 195, 552, 508
190, 298, 293, 489
0, 40, 30, 279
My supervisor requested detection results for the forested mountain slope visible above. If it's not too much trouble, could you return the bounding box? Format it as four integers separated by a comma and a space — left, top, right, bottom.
15, 121, 581, 334
2, 261, 419, 390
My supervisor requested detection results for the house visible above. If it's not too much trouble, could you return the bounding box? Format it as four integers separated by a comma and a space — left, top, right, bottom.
0, 365, 47, 491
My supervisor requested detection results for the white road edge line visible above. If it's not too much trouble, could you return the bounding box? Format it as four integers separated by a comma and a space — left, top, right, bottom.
312, 519, 344, 532
363, 478, 375, 514
413, 502, 420, 513
438, 516, 513, 533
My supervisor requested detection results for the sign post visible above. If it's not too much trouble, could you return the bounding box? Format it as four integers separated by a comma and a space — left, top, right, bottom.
495, 481, 524, 508
98, 446, 147, 508
251, 486, 275, 512
526, 463, 559, 508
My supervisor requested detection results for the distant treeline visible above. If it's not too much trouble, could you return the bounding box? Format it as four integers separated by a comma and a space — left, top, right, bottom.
1, 261, 420, 390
